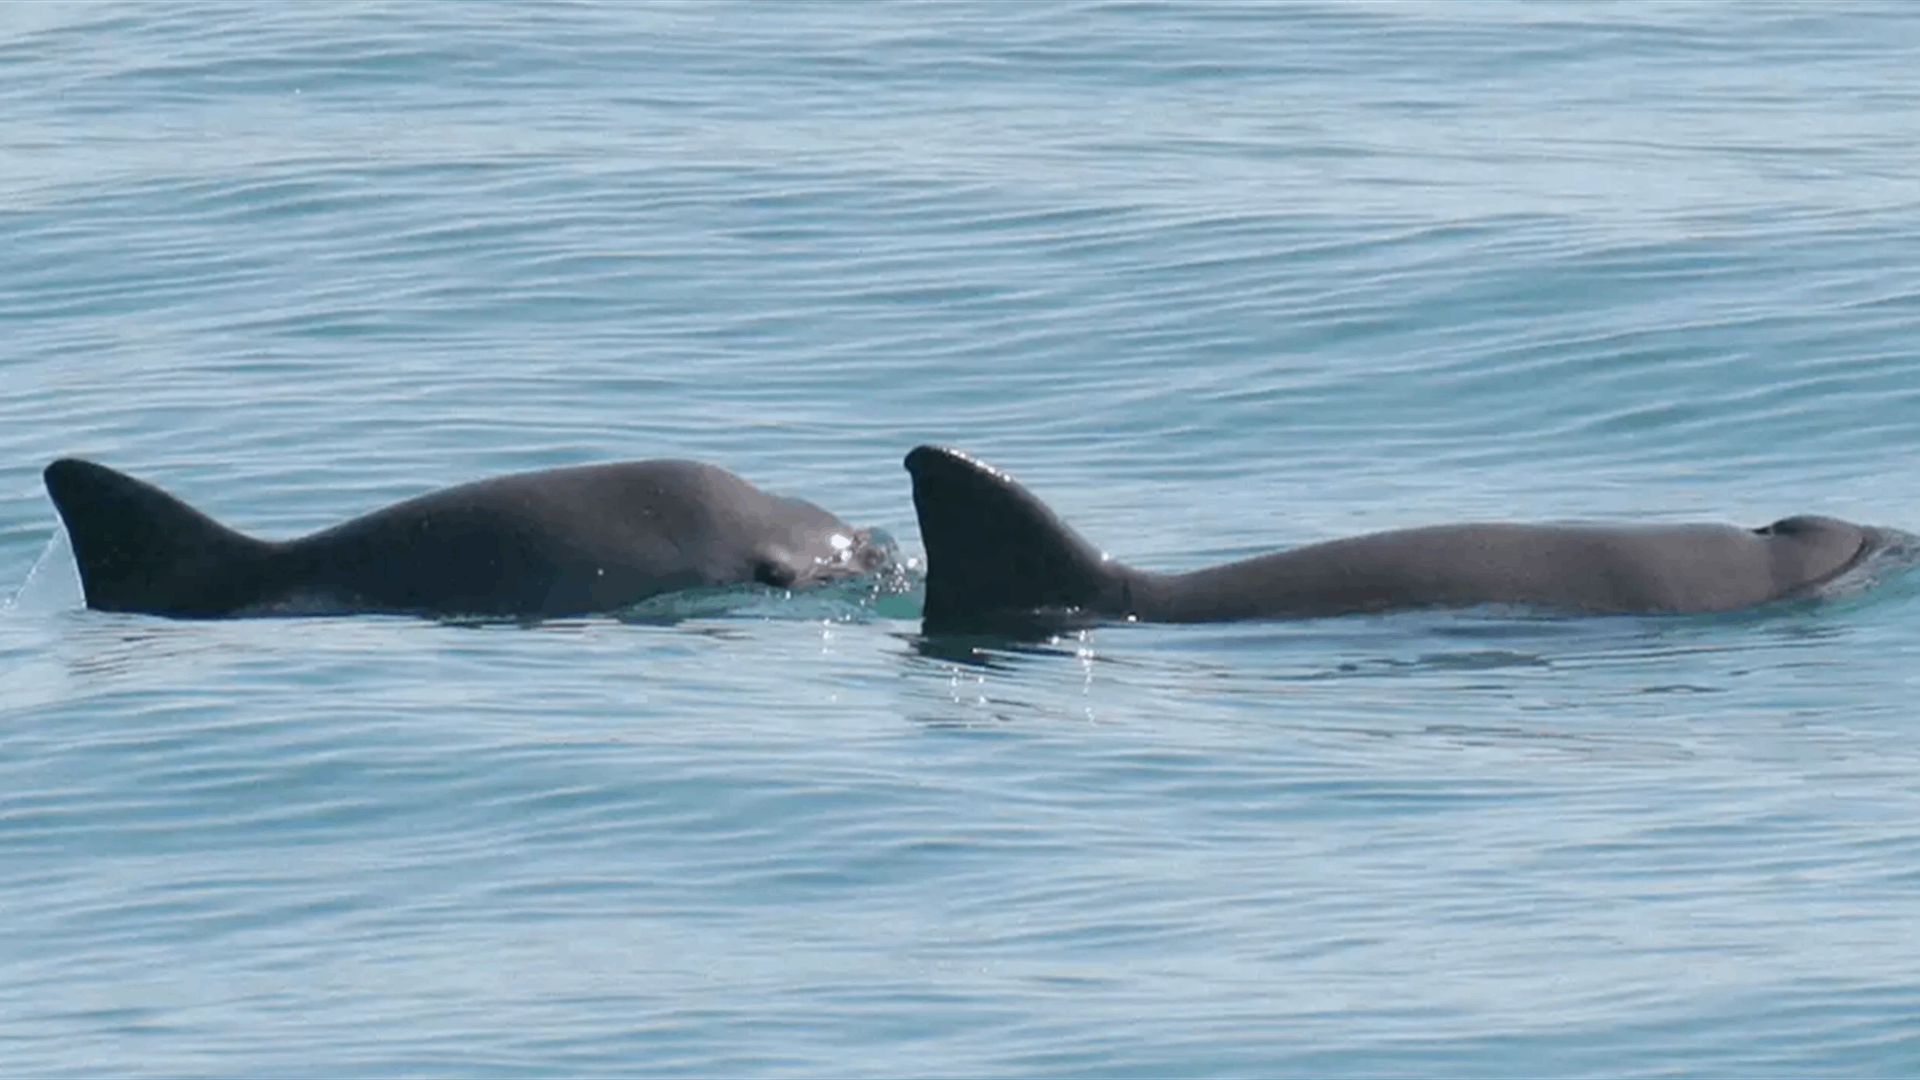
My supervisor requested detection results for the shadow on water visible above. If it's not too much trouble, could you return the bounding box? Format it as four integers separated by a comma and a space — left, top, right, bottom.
905, 627, 1090, 671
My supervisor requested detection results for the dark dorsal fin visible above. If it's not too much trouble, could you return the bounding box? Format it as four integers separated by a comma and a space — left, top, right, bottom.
42, 459, 277, 616
903, 446, 1119, 631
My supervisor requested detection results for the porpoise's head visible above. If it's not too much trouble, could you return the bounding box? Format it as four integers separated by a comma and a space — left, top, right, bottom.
1753, 514, 1885, 596
752, 494, 894, 590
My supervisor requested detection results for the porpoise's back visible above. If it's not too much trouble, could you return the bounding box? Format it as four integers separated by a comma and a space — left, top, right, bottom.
1132, 522, 1804, 620
903, 445, 1883, 630
45, 459, 882, 619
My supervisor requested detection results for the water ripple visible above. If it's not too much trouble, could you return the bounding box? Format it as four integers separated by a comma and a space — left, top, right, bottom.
7, 1, 1920, 1077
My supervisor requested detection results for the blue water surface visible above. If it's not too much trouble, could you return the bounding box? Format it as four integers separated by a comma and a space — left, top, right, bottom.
6, 2, 1920, 1076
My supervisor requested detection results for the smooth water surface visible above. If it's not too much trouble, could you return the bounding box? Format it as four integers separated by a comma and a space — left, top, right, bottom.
6, 2, 1920, 1076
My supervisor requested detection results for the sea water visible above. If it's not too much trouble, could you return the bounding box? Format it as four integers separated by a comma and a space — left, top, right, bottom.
5, 2, 1920, 1076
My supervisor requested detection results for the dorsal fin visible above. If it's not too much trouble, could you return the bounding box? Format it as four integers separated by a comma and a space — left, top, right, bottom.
903, 446, 1119, 631
42, 459, 277, 616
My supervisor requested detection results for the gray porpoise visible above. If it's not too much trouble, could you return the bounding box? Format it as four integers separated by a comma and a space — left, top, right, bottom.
904, 445, 1891, 632
43, 458, 888, 619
